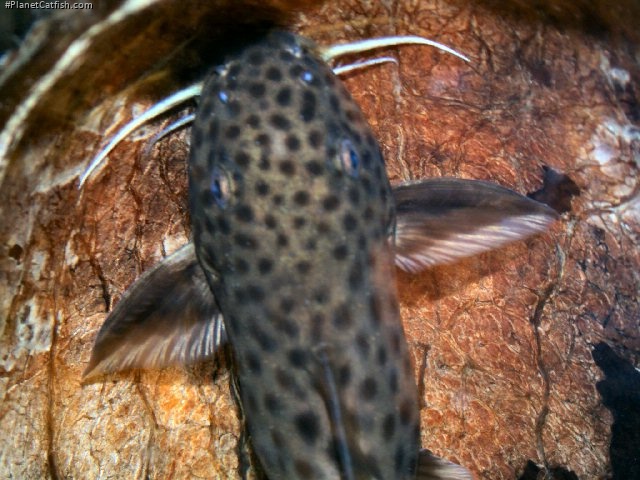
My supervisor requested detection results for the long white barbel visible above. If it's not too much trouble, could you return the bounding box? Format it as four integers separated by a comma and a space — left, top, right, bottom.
79, 35, 469, 188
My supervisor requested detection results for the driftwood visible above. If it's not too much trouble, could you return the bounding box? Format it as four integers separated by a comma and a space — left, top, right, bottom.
1, 0, 638, 478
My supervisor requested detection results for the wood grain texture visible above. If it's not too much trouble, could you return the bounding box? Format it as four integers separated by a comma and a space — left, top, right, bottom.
1, 0, 638, 478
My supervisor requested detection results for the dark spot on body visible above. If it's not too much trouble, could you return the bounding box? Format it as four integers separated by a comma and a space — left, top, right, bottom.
217, 217, 231, 235
343, 213, 358, 232
271, 430, 285, 448
356, 332, 370, 357
276, 368, 295, 391
234, 257, 250, 274
270, 113, 291, 130
227, 100, 241, 117
288, 349, 308, 368
293, 190, 310, 206
264, 214, 277, 229
306, 160, 324, 176
399, 398, 413, 426
246, 352, 262, 374
279, 160, 296, 176
308, 130, 323, 150
234, 233, 258, 249
280, 297, 295, 314
264, 392, 281, 414
203, 216, 217, 234
246, 114, 260, 128
266, 66, 282, 81
389, 368, 399, 393
338, 364, 351, 387
258, 257, 273, 274
377, 346, 387, 366
246, 284, 265, 302
274, 316, 299, 338
382, 413, 395, 441
272, 194, 284, 206
286, 134, 301, 151
390, 329, 401, 354
365, 150, 378, 170
295, 411, 320, 445
225, 125, 241, 139
296, 261, 311, 274
289, 63, 304, 79
361, 177, 373, 194
311, 313, 325, 338
348, 264, 363, 290
322, 195, 340, 211
235, 151, 250, 168
248, 82, 266, 98
329, 94, 340, 112
316, 221, 331, 235
360, 377, 377, 401
256, 133, 271, 147
256, 181, 270, 196
253, 325, 276, 352
276, 87, 292, 106
207, 118, 219, 139
277, 233, 289, 247
333, 303, 353, 328
332, 244, 348, 261
293, 216, 306, 229
235, 204, 254, 223
395, 445, 406, 474
300, 90, 316, 122
313, 287, 329, 304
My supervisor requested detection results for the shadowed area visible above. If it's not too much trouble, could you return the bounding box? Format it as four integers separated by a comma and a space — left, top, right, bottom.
593, 343, 640, 480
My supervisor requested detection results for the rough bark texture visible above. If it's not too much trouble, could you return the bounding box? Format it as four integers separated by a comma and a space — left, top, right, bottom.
1, 0, 638, 479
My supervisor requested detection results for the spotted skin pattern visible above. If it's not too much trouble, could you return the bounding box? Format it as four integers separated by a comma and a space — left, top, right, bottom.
189, 31, 419, 479
84, 29, 558, 480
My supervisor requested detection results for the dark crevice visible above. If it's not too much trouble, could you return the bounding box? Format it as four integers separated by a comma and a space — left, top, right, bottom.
88, 257, 112, 313
528, 244, 565, 475
530, 281, 555, 469
518, 459, 579, 479
416, 342, 430, 409
592, 343, 640, 480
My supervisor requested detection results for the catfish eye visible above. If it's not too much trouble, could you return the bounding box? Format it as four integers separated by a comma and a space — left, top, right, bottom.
337, 139, 360, 178
209, 168, 233, 208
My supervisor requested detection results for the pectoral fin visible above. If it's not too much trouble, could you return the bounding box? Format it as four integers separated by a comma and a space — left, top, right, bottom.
83, 243, 225, 380
392, 178, 558, 272
416, 449, 474, 480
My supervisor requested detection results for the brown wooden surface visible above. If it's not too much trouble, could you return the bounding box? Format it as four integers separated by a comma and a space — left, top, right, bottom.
1, 0, 638, 478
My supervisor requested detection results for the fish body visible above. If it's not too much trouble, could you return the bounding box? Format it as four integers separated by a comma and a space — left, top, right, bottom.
189, 31, 418, 479
84, 30, 558, 480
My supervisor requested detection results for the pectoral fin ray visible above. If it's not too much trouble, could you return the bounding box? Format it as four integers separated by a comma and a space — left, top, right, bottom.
83, 243, 225, 380
392, 178, 558, 272
416, 449, 474, 479
85, 178, 557, 379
